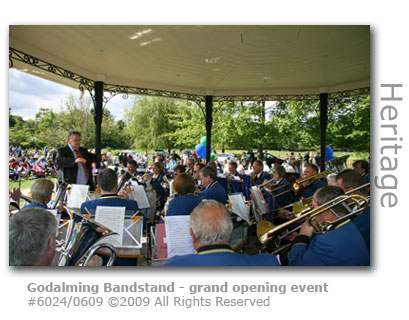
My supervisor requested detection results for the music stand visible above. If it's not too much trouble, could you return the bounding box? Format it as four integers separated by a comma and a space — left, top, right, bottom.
120, 217, 143, 249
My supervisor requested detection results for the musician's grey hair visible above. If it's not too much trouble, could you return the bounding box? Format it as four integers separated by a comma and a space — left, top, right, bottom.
9, 208, 57, 266
97, 168, 117, 192
190, 200, 232, 245
67, 130, 81, 139
273, 165, 286, 179
30, 178, 55, 203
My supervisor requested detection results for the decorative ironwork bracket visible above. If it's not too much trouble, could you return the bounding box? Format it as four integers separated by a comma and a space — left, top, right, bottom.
9, 47, 370, 105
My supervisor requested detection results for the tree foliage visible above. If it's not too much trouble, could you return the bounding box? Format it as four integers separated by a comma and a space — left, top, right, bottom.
9, 93, 370, 153
9, 93, 130, 150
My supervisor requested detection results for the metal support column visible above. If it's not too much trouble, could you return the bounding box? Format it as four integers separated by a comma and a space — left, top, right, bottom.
319, 93, 328, 172
205, 95, 213, 163
94, 81, 104, 168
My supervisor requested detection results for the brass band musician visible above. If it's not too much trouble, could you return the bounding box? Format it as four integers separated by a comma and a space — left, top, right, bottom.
288, 186, 369, 266
117, 159, 139, 191
166, 173, 201, 216
296, 164, 327, 199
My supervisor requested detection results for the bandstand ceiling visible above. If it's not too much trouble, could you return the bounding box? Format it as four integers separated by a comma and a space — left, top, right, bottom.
9, 25, 370, 97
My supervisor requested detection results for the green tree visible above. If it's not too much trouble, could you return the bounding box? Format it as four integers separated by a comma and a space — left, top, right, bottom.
124, 96, 191, 151
327, 95, 370, 151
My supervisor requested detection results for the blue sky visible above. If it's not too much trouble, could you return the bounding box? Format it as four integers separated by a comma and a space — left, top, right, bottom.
8, 69, 133, 120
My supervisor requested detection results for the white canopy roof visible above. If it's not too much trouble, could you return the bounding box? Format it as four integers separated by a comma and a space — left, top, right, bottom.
10, 25, 369, 98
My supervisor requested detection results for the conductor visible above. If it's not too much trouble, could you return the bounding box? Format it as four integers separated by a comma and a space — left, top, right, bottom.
55, 131, 100, 190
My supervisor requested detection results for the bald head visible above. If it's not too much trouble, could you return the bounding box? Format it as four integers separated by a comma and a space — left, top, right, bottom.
190, 200, 232, 249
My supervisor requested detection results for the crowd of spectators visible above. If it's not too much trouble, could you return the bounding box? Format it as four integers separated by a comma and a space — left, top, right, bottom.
9, 145, 57, 182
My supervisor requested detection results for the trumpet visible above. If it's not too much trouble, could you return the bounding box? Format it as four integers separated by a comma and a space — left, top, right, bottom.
257, 193, 369, 248
259, 170, 335, 198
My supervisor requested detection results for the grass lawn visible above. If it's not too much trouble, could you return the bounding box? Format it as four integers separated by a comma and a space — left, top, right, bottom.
9, 177, 58, 194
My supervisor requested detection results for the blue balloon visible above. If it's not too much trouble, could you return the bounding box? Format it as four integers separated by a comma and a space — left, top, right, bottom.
325, 146, 333, 161
195, 143, 206, 158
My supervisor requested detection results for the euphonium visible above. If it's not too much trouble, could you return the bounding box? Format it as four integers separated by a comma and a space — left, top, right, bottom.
57, 208, 117, 266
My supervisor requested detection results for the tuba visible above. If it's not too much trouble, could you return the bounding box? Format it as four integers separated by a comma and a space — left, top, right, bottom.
57, 208, 117, 266
326, 155, 350, 173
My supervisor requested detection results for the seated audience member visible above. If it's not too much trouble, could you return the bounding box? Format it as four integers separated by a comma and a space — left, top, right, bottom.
353, 160, 370, 182
164, 200, 280, 266
298, 164, 327, 199
117, 159, 139, 191
237, 160, 245, 175
288, 186, 369, 266
23, 178, 55, 209
81, 168, 140, 217
166, 173, 202, 216
251, 160, 272, 186
9, 208, 58, 266
336, 169, 370, 252
199, 166, 227, 204
263, 160, 270, 172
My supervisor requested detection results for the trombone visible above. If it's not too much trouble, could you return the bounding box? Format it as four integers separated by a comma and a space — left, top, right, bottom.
257, 193, 369, 248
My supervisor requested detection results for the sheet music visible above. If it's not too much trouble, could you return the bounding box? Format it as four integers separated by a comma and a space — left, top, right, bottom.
129, 185, 151, 209
164, 216, 195, 258
94, 206, 125, 247
228, 193, 251, 224
67, 184, 89, 208
251, 186, 268, 215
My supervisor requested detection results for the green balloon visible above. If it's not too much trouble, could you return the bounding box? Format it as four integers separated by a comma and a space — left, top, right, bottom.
200, 136, 207, 146
210, 153, 215, 161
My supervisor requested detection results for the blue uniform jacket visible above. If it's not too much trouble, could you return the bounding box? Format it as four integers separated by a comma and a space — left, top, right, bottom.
351, 206, 370, 252
166, 194, 202, 216
164, 245, 280, 266
301, 179, 327, 199
23, 202, 48, 209
150, 174, 169, 207
80, 194, 140, 217
200, 181, 228, 204
289, 220, 369, 266
271, 178, 293, 208
254, 172, 272, 186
